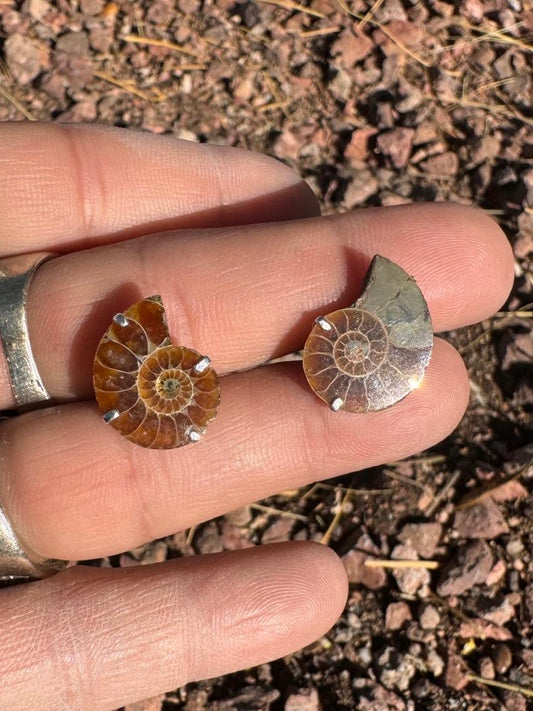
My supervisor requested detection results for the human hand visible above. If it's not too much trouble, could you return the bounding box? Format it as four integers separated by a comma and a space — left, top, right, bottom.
0, 123, 514, 709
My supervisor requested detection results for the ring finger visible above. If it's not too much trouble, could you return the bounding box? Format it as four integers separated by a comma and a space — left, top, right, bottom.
1, 340, 467, 561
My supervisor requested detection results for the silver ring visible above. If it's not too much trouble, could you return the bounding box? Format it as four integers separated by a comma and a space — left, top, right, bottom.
0, 252, 55, 409
0, 252, 69, 583
0, 505, 69, 584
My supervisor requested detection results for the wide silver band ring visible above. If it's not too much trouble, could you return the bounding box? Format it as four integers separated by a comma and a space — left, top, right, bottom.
0, 252, 56, 408
0, 506, 68, 583
0, 252, 69, 583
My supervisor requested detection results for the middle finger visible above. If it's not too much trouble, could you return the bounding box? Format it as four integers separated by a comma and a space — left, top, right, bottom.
9, 202, 513, 407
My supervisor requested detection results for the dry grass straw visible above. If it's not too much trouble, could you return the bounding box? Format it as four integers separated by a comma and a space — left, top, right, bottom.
250, 502, 308, 522
460, 301, 533, 355
357, 0, 386, 29
299, 26, 342, 38
467, 674, 533, 699
364, 559, 440, 569
257, 0, 327, 19
335, 0, 452, 74
0, 58, 35, 120
93, 69, 154, 101
121, 34, 200, 58
321, 487, 352, 545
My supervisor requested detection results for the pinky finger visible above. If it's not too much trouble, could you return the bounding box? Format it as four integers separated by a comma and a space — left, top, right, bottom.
0, 542, 348, 711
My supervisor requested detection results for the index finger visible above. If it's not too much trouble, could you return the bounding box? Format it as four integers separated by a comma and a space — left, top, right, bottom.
0, 122, 319, 257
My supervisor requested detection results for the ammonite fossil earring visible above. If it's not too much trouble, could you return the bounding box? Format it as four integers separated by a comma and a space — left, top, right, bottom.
93, 295, 220, 449
303, 255, 433, 413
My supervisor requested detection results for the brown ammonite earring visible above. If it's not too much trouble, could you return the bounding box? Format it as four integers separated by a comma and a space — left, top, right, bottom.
93, 295, 220, 448
303, 255, 433, 413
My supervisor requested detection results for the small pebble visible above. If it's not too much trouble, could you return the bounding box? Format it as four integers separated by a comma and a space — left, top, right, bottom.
479, 656, 495, 679
391, 544, 431, 595
507, 538, 524, 557
5, 33, 44, 84
357, 645, 372, 666
426, 649, 445, 677
420, 604, 440, 629
385, 601, 412, 630
398, 522, 442, 558
453, 498, 509, 539
80, 0, 104, 13
486, 559, 507, 585
56, 30, 90, 55
502, 691, 527, 711
437, 540, 493, 596
285, 688, 320, 711
492, 643, 513, 674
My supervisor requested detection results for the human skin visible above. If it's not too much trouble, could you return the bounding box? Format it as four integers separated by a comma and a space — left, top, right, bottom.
0, 123, 514, 710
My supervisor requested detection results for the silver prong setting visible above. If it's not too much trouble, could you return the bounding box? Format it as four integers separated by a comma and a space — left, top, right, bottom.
193, 356, 211, 374
330, 397, 343, 412
316, 316, 332, 331
113, 313, 129, 327
103, 409, 120, 423
188, 429, 202, 443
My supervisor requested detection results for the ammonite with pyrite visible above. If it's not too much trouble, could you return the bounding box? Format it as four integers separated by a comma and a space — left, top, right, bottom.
302, 255, 433, 413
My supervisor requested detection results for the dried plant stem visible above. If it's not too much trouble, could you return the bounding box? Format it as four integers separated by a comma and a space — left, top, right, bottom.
93, 70, 153, 101
453, 97, 533, 128
458, 18, 533, 54
121, 34, 199, 58
364, 559, 440, 569
458, 326, 491, 354
257, 0, 326, 19
424, 470, 461, 516
299, 26, 341, 37
0, 84, 36, 120
460, 303, 533, 354
383, 469, 428, 492
336, 1, 459, 75
389, 454, 447, 466
321, 488, 352, 546
495, 310, 533, 318
258, 101, 290, 112
300, 483, 321, 501
358, 0, 386, 29
455, 464, 531, 510
304, 481, 391, 497
185, 525, 197, 546
250, 503, 308, 522
467, 674, 533, 698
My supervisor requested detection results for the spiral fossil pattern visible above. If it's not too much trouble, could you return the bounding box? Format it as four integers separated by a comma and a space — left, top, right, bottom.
93, 295, 220, 448
303, 255, 433, 413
